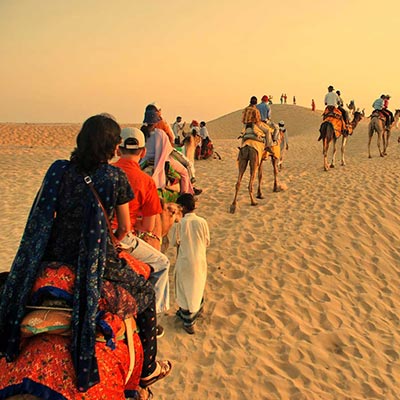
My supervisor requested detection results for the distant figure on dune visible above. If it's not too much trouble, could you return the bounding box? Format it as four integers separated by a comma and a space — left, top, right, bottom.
311, 99, 316, 111
293, 96, 296, 105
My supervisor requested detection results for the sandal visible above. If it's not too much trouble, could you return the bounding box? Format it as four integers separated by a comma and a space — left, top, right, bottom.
140, 360, 172, 388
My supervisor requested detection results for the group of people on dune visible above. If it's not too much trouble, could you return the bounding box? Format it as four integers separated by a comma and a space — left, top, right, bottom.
0, 105, 211, 399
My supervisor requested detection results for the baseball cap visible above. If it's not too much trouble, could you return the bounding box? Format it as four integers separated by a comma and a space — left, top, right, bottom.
120, 127, 145, 149
150, 102, 161, 111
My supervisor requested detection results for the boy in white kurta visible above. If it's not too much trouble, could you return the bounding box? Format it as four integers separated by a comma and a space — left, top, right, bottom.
171, 194, 210, 334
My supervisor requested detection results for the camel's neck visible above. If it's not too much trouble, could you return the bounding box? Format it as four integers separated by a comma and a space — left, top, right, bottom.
351, 117, 361, 128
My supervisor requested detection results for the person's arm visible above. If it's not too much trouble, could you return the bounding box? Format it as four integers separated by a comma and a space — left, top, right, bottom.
140, 214, 157, 232
163, 120, 175, 145
114, 202, 131, 240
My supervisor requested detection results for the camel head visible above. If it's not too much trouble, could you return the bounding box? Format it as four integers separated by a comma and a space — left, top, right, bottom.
352, 110, 364, 127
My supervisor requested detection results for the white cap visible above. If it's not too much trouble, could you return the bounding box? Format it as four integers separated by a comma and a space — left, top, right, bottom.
150, 102, 161, 111
120, 127, 145, 149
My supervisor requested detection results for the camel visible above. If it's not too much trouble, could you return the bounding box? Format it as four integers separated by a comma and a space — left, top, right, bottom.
368, 109, 400, 158
318, 110, 364, 171
182, 131, 222, 161
229, 136, 280, 214
395, 109, 400, 129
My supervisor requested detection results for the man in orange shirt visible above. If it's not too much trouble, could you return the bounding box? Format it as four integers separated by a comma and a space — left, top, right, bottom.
113, 127, 170, 335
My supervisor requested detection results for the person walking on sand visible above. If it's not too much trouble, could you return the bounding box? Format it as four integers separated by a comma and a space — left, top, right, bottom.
278, 120, 289, 170
171, 194, 210, 335
311, 99, 316, 111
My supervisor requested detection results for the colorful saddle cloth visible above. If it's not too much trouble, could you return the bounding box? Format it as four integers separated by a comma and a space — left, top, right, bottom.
323, 106, 348, 138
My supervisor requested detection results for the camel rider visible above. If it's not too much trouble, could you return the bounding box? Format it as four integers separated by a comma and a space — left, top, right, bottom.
256, 95, 271, 122
383, 95, 394, 129
241, 96, 277, 145
336, 90, 349, 124
372, 94, 393, 129
323, 85, 349, 130
324, 85, 341, 116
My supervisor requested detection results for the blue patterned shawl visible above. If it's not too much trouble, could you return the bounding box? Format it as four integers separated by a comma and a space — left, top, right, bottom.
0, 159, 113, 391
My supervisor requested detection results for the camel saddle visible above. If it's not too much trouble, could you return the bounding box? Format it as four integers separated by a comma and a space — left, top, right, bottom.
322, 106, 342, 120
239, 127, 265, 143
370, 110, 386, 121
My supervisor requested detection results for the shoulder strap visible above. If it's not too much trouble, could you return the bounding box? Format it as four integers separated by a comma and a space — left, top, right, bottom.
83, 175, 120, 249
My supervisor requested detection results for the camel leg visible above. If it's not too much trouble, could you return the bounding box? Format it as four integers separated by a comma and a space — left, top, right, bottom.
368, 132, 373, 158
323, 139, 330, 171
247, 153, 259, 206
340, 136, 347, 166
377, 132, 384, 158
256, 159, 264, 199
330, 138, 337, 168
230, 156, 249, 214
272, 157, 280, 192
383, 129, 390, 155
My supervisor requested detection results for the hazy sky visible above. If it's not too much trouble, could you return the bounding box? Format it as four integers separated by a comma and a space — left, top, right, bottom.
1, 0, 399, 123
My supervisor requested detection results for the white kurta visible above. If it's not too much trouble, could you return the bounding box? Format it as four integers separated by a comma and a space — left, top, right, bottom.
171, 213, 210, 313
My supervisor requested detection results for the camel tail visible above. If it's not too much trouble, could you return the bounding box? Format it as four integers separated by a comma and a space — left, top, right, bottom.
318, 121, 330, 141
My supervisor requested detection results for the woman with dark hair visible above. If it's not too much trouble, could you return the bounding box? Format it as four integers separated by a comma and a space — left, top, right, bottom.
141, 107, 196, 195
0, 114, 171, 399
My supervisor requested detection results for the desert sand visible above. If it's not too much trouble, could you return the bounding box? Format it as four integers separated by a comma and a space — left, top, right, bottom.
1, 104, 400, 399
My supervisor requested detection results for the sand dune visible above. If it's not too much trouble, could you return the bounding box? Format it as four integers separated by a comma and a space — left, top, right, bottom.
1, 105, 400, 399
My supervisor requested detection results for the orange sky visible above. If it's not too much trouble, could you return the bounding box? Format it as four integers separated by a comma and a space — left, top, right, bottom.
1, 0, 399, 124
